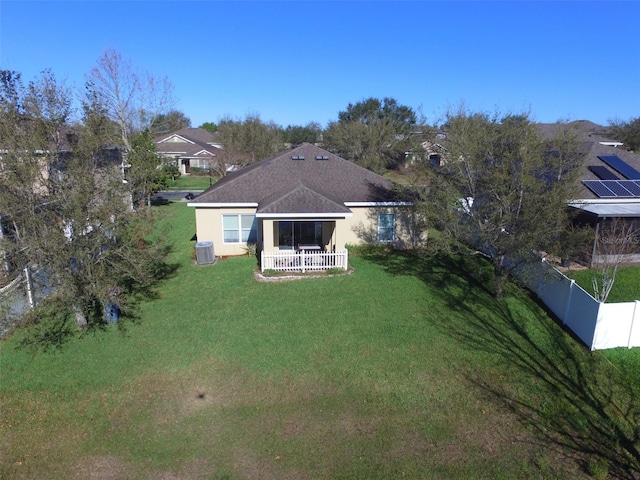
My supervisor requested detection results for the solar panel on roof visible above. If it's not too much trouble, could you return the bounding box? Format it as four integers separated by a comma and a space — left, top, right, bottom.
598, 155, 640, 180
605, 181, 635, 196
583, 180, 640, 198
623, 181, 640, 196
583, 180, 616, 197
588, 165, 619, 180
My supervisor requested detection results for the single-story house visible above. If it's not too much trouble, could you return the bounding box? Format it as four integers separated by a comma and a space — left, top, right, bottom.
538, 120, 640, 266
154, 128, 223, 174
187, 143, 420, 268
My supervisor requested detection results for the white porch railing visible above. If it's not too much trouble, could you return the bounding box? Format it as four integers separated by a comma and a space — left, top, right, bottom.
261, 249, 348, 273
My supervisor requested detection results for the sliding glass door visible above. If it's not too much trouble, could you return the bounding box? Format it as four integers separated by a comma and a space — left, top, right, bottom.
277, 221, 323, 250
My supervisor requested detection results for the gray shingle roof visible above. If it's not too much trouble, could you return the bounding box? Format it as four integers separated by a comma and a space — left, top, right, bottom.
190, 143, 398, 213
154, 128, 221, 159
258, 181, 352, 215
155, 127, 217, 145
537, 121, 640, 199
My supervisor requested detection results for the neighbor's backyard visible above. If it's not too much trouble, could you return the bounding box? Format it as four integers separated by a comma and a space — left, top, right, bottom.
1, 202, 639, 479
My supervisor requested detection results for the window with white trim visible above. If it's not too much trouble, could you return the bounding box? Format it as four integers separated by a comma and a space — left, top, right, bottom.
377, 212, 395, 243
222, 214, 257, 244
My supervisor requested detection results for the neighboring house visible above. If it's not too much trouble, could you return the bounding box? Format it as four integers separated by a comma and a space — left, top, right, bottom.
0, 128, 126, 278
410, 138, 448, 167
154, 128, 223, 174
187, 143, 419, 262
538, 120, 640, 265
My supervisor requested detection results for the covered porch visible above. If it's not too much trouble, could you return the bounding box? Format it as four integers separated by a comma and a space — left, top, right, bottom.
258, 217, 350, 272
569, 200, 640, 266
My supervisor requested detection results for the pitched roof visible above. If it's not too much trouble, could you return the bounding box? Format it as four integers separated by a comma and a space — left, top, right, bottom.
154, 128, 222, 159
155, 127, 217, 145
258, 181, 352, 215
190, 143, 399, 213
537, 120, 640, 199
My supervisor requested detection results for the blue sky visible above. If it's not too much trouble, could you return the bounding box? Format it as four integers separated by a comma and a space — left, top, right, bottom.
1, 1, 639, 128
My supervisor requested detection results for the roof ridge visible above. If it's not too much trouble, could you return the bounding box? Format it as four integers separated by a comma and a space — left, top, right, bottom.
258, 179, 347, 213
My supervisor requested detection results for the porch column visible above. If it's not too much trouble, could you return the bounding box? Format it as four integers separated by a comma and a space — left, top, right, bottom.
262, 219, 275, 253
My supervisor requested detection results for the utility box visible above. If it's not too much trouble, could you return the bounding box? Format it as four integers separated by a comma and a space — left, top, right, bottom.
195, 241, 215, 265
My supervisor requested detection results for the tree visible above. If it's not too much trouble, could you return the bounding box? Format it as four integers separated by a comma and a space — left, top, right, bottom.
607, 117, 640, 152
0, 69, 75, 250
323, 97, 419, 173
199, 121, 218, 133
283, 122, 322, 145
85, 48, 174, 151
215, 114, 284, 175
127, 129, 168, 208
85, 49, 176, 208
590, 217, 640, 302
338, 97, 416, 131
150, 110, 191, 135
422, 109, 584, 298
0, 69, 171, 334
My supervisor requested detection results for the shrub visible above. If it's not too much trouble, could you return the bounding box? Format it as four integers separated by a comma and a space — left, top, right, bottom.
243, 243, 257, 258
587, 458, 609, 479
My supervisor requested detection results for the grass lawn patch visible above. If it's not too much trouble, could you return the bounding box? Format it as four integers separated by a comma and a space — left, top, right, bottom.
566, 266, 640, 303
2, 203, 639, 479
166, 175, 215, 191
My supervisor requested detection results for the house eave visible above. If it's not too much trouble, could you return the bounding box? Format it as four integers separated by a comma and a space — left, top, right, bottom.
188, 202, 259, 208
344, 201, 413, 207
568, 199, 640, 217
158, 134, 195, 145
256, 212, 353, 219
568, 198, 640, 205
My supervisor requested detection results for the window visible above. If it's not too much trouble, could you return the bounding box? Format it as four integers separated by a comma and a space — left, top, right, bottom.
429, 154, 442, 167
377, 213, 395, 243
223, 214, 257, 244
277, 221, 323, 250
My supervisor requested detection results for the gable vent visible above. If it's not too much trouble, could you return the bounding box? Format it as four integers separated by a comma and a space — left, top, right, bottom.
291, 155, 305, 160
315, 155, 329, 160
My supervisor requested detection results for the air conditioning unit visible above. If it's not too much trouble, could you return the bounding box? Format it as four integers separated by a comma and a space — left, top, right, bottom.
195, 241, 215, 265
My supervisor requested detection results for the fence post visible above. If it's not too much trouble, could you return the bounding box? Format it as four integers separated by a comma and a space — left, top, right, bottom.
344, 249, 348, 270
23, 266, 34, 309
261, 250, 264, 273
563, 279, 575, 325
536, 259, 545, 296
628, 300, 640, 349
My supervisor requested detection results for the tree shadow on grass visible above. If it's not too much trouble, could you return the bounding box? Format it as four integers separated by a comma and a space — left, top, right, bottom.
17, 242, 180, 352
150, 196, 171, 206
359, 248, 640, 479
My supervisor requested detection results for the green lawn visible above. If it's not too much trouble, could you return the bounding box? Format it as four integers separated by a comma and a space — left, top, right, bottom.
165, 174, 215, 190
2, 203, 639, 479
566, 266, 640, 303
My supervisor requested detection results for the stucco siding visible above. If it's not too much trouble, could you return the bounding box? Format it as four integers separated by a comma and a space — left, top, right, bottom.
340, 207, 375, 248
193, 205, 423, 257
194, 207, 258, 257
341, 206, 424, 249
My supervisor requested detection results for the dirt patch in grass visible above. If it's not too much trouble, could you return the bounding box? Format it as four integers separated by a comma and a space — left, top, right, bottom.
71, 455, 130, 480
254, 267, 354, 282
3, 356, 592, 480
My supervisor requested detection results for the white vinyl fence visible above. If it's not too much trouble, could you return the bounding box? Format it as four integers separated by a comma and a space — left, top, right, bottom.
0, 267, 54, 337
523, 260, 640, 350
261, 250, 348, 273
